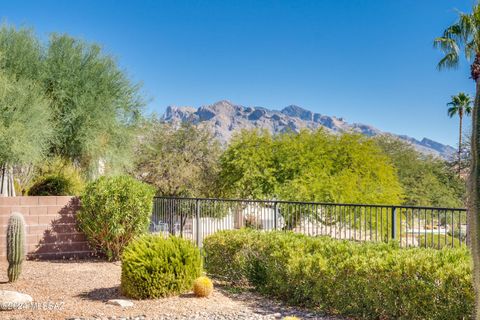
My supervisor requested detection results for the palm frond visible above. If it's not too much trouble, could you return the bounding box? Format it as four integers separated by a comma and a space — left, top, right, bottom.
443, 22, 463, 41
433, 36, 460, 56
465, 40, 476, 60
447, 92, 473, 117
465, 105, 473, 115
448, 106, 459, 117
458, 13, 476, 42
437, 51, 460, 70
435, 7, 480, 69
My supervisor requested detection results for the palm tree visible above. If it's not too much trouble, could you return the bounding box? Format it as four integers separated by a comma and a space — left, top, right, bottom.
447, 92, 472, 174
434, 4, 480, 318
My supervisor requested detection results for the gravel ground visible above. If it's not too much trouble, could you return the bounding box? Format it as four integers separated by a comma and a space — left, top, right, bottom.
0, 260, 343, 320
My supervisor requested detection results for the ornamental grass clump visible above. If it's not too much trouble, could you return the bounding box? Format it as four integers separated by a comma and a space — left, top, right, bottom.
121, 235, 202, 299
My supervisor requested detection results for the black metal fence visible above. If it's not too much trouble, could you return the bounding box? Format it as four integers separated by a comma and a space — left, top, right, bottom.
151, 197, 468, 249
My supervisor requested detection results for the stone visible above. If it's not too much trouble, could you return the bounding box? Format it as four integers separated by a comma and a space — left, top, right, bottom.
0, 290, 33, 310
106, 299, 134, 308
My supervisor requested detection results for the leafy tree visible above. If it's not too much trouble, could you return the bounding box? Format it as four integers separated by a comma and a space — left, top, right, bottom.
219, 129, 403, 204
43, 34, 143, 177
133, 120, 221, 197
374, 136, 465, 208
0, 70, 52, 196
218, 129, 276, 199
274, 131, 403, 204
434, 4, 480, 316
0, 25, 42, 80
0, 25, 144, 180
219, 129, 403, 233
447, 92, 473, 174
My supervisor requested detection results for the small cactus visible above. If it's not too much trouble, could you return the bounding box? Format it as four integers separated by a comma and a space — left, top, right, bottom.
6, 212, 26, 282
193, 276, 213, 297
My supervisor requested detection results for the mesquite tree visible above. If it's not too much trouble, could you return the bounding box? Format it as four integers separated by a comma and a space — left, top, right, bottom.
435, 4, 480, 318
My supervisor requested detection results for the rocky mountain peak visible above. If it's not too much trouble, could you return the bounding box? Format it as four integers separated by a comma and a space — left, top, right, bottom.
281, 105, 314, 121
162, 100, 456, 159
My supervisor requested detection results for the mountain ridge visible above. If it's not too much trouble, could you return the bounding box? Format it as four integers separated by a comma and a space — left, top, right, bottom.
162, 100, 456, 159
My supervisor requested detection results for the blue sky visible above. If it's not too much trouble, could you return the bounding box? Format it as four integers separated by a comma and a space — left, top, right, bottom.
1, 0, 476, 146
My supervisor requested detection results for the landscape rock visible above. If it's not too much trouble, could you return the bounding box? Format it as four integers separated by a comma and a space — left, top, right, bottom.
0, 290, 33, 310
106, 299, 134, 308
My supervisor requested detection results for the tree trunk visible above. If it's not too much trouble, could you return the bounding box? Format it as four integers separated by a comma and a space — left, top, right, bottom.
0, 164, 16, 197
469, 78, 480, 320
459, 114, 463, 175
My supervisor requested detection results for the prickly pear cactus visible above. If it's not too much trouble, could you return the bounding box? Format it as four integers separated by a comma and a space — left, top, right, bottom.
193, 276, 213, 297
6, 212, 26, 282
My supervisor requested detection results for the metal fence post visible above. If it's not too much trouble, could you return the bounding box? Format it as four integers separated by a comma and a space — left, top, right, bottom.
273, 201, 278, 230
391, 207, 397, 241
195, 199, 201, 247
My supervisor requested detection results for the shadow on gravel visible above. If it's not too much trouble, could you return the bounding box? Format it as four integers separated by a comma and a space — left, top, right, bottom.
77, 286, 122, 301
214, 282, 344, 320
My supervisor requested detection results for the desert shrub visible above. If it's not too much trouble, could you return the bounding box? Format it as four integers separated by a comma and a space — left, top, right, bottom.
28, 175, 75, 196
77, 175, 156, 260
121, 235, 202, 299
204, 230, 473, 319
203, 229, 258, 283
28, 157, 85, 195
419, 234, 461, 249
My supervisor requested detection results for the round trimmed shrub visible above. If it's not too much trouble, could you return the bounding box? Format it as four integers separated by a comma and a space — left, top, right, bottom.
28, 157, 85, 196
121, 235, 202, 299
77, 175, 156, 260
28, 175, 75, 196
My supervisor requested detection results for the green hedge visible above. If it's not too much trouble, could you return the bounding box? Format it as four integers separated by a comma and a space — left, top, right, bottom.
77, 175, 156, 260
121, 235, 202, 299
203, 230, 473, 319
418, 234, 461, 249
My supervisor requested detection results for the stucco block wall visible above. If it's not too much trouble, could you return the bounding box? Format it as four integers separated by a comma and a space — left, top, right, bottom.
0, 196, 94, 259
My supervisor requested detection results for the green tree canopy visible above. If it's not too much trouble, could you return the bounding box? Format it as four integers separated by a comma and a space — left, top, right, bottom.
374, 135, 465, 208
133, 121, 221, 197
0, 25, 144, 178
0, 71, 51, 166
219, 129, 404, 205
43, 34, 143, 176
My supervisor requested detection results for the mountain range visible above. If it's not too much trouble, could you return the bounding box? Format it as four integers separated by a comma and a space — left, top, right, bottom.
162, 100, 456, 160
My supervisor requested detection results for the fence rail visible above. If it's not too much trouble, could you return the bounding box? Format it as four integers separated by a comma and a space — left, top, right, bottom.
151, 197, 468, 249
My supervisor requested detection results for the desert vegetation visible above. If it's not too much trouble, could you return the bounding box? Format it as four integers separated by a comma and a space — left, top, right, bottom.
204, 229, 474, 319
0, 23, 466, 208
0, 9, 475, 319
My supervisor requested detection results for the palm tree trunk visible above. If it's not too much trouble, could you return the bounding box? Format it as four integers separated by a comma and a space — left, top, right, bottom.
469, 77, 480, 320
459, 114, 463, 175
